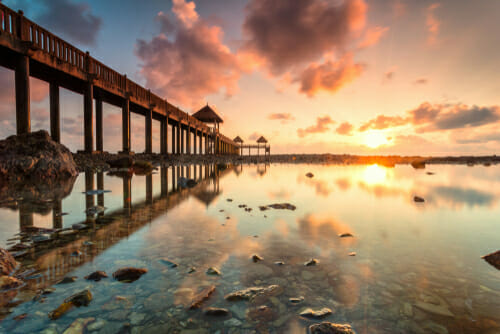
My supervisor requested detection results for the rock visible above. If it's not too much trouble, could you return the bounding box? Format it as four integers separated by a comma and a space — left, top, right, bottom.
188, 267, 196, 273
299, 307, 333, 319
130, 312, 146, 325
57, 276, 77, 284
159, 259, 178, 268
426, 172, 435, 175
0, 275, 23, 290
0, 248, 18, 275
189, 285, 216, 309
274, 261, 285, 266
87, 319, 106, 331
482, 250, 500, 270
0, 130, 78, 182
304, 258, 319, 266
414, 196, 425, 203
206, 267, 221, 276
309, 322, 356, 334
414, 300, 454, 317
267, 203, 296, 210
259, 206, 269, 211
227, 198, 233, 202
289, 296, 304, 304
108, 157, 134, 169
49, 290, 92, 320
339, 233, 354, 238
252, 254, 263, 262
203, 307, 230, 317
224, 285, 282, 301
132, 160, 153, 174
306, 172, 314, 178
348, 252, 356, 256
411, 160, 426, 169
84, 271, 108, 281
62, 317, 95, 334
112, 267, 148, 282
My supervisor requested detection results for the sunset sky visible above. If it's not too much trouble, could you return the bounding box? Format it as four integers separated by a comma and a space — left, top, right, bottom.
1, 0, 499, 155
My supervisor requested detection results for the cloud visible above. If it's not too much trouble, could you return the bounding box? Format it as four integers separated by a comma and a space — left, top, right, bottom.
243, 0, 367, 75
248, 132, 261, 141
267, 113, 295, 123
359, 114, 406, 132
358, 26, 389, 49
413, 78, 428, 85
136, 0, 241, 107
297, 116, 335, 137
358, 102, 500, 133
37, 0, 102, 45
336, 122, 354, 135
296, 54, 365, 97
426, 3, 441, 46
384, 71, 395, 81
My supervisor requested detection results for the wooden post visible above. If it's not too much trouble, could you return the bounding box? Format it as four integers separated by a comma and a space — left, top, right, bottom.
193, 130, 197, 155
186, 125, 191, 154
199, 131, 203, 154
121, 97, 131, 153
176, 124, 181, 154
49, 82, 60, 142
171, 123, 176, 154
96, 96, 103, 151
84, 80, 94, 152
146, 108, 153, 154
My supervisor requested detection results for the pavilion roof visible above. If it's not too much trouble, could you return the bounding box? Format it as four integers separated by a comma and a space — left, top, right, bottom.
256, 136, 268, 143
192, 104, 224, 123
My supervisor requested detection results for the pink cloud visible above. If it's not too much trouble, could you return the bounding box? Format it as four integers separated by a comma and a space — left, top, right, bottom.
336, 122, 354, 135
136, 0, 241, 107
358, 26, 389, 49
267, 113, 295, 123
426, 3, 441, 46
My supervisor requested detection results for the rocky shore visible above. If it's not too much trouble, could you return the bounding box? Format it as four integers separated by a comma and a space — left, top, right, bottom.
73, 151, 500, 172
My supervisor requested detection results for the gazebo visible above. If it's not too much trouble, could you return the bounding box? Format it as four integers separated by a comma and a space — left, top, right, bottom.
233, 136, 243, 155
257, 136, 268, 156
192, 104, 224, 154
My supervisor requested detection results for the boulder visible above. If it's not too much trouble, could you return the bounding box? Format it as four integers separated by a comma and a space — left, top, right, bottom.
84, 271, 108, 281
482, 250, 500, 270
309, 322, 356, 334
108, 157, 134, 169
49, 289, 93, 320
0, 275, 23, 290
0, 130, 77, 182
189, 285, 216, 310
0, 248, 18, 276
224, 285, 282, 301
113, 267, 147, 282
203, 307, 230, 317
299, 307, 333, 319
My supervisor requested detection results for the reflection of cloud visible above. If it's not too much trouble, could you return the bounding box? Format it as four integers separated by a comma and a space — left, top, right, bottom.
335, 178, 352, 191
297, 214, 355, 249
297, 174, 333, 197
267, 189, 292, 200
426, 186, 496, 208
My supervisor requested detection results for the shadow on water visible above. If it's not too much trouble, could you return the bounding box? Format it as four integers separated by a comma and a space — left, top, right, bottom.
0, 163, 233, 318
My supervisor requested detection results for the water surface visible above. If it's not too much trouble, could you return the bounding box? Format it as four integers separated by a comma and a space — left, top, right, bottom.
0, 163, 499, 333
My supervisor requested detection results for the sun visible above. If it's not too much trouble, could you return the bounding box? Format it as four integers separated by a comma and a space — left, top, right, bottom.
364, 131, 390, 148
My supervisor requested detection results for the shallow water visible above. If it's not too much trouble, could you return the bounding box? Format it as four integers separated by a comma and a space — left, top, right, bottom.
0, 163, 499, 333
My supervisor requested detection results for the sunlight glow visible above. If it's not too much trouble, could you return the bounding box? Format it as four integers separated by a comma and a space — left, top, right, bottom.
363, 164, 387, 184
364, 131, 390, 148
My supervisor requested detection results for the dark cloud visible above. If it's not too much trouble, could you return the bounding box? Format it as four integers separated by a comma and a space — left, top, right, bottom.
37, 0, 102, 45
296, 55, 365, 97
336, 122, 354, 135
136, 0, 241, 107
297, 116, 335, 138
267, 113, 295, 122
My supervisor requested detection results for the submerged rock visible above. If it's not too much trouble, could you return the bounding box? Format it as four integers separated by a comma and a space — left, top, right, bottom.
49, 290, 93, 320
252, 254, 264, 262
299, 307, 333, 319
57, 276, 77, 284
309, 322, 356, 334
304, 258, 319, 266
306, 172, 314, 178
206, 267, 221, 276
339, 233, 354, 238
482, 250, 500, 270
189, 285, 216, 310
203, 307, 230, 317
224, 285, 282, 301
62, 317, 95, 334
411, 160, 426, 169
289, 296, 304, 304
159, 259, 178, 268
113, 267, 148, 282
84, 271, 108, 282
0, 248, 18, 275
0, 130, 78, 182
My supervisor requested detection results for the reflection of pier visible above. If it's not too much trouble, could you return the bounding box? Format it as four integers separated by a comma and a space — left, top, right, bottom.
13, 164, 232, 291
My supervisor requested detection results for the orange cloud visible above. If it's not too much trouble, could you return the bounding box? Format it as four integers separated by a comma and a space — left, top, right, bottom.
426, 3, 441, 45
296, 55, 365, 97
297, 116, 335, 137
358, 26, 389, 49
336, 122, 354, 135
359, 114, 406, 132
267, 113, 295, 123
413, 78, 429, 85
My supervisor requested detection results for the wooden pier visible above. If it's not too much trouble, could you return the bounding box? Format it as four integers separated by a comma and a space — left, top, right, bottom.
0, 3, 239, 155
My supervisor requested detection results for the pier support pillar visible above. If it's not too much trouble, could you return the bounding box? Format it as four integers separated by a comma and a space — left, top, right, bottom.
121, 97, 131, 154
96, 97, 103, 152
123, 174, 132, 212
193, 130, 197, 155
161, 167, 168, 197
199, 132, 203, 154
171, 124, 176, 154
97, 172, 104, 214
49, 82, 60, 143
205, 134, 209, 155
15, 55, 30, 135
84, 81, 94, 152
146, 174, 153, 204
176, 124, 181, 154
180, 126, 184, 154
146, 108, 153, 154
187, 126, 191, 154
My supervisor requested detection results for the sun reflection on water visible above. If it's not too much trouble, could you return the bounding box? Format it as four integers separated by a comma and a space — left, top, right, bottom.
362, 164, 388, 184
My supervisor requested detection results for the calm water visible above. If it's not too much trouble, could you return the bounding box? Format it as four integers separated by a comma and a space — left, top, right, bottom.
0, 163, 499, 333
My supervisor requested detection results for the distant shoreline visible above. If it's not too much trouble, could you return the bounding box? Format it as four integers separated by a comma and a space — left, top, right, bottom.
73, 152, 499, 172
